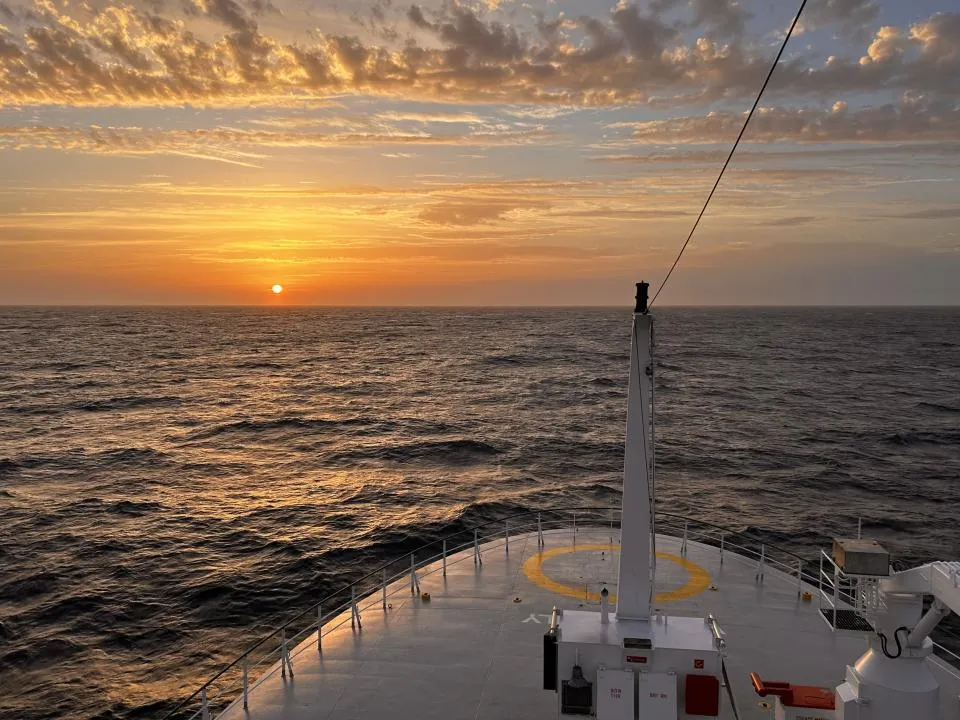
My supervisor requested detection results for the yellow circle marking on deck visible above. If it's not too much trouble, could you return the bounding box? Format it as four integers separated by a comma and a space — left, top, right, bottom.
521, 543, 711, 603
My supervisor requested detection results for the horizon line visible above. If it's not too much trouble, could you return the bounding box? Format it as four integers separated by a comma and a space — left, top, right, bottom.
3, 303, 959, 309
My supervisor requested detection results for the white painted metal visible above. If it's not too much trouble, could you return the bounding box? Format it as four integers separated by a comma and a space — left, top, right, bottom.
616, 302, 653, 622
596, 668, 634, 720
774, 696, 833, 720
909, 601, 950, 647
832, 561, 960, 720
204, 526, 960, 720
882, 562, 960, 620
242, 655, 248, 709
636, 672, 678, 720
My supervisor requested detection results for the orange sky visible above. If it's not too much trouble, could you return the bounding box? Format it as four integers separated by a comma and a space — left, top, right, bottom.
0, 0, 958, 304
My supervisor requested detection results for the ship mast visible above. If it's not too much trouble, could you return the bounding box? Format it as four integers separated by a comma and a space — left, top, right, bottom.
615, 282, 654, 621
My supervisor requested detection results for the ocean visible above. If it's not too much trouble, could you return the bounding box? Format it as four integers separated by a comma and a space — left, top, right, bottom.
1, 307, 958, 719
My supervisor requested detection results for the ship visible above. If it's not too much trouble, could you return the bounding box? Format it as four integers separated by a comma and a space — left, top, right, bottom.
164, 283, 960, 720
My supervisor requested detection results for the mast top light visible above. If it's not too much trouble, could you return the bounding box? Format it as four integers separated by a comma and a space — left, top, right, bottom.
635, 282, 650, 315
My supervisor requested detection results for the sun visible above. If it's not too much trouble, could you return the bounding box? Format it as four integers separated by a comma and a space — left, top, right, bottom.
271, 284, 284, 294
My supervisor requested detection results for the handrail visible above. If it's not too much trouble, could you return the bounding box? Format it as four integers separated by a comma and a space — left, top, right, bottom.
157, 506, 861, 719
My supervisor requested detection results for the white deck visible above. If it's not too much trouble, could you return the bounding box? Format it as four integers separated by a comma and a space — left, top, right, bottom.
215, 528, 960, 720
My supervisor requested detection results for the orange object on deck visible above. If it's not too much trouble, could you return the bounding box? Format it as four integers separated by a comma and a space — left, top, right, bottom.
750, 672, 836, 710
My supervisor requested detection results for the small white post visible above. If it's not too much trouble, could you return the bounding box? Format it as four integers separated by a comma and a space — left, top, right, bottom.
382, 568, 387, 610
720, 533, 724, 565
796, 559, 803, 596
410, 553, 420, 594
351, 586, 362, 629
286, 634, 294, 678
755, 545, 765, 584
505, 519, 509, 554
833, 566, 840, 629
350, 587, 363, 630
442, 539, 447, 575
819, 552, 824, 597
537, 513, 544, 547
857, 515, 862, 539
280, 627, 288, 679
201, 687, 210, 720
681, 521, 688, 556
317, 603, 323, 654
600, 587, 610, 625
474, 529, 482, 565
242, 654, 249, 709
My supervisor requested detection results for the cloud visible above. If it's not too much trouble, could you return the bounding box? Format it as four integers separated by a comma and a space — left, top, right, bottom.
0, 0, 956, 109
800, 0, 879, 37
887, 207, 960, 220
611, 97, 960, 144
377, 111, 486, 123
0, 124, 553, 161
652, 0, 750, 39
417, 199, 544, 226
757, 215, 819, 226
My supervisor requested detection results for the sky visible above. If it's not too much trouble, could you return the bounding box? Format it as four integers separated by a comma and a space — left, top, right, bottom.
0, 0, 957, 305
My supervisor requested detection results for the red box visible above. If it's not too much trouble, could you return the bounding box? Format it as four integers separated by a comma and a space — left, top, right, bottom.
685, 674, 720, 716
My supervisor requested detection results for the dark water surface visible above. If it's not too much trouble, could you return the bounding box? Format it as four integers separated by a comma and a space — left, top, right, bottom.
1, 307, 958, 719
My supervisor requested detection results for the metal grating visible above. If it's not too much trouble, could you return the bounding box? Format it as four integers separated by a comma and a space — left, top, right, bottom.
820, 608, 874, 632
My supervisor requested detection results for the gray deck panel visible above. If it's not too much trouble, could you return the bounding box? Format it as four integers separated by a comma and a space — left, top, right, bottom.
217, 528, 960, 720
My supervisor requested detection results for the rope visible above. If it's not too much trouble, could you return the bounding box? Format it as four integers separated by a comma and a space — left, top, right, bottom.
650, 0, 810, 307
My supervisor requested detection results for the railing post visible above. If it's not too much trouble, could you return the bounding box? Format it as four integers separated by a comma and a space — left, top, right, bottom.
720, 532, 724, 565
537, 512, 544, 547
351, 586, 362, 629
833, 566, 840, 629
442, 539, 447, 576
819, 552, 824, 597
681, 521, 688, 556
755, 544, 765, 584
474, 529, 482, 565
281, 627, 293, 678
857, 515, 862, 539
242, 654, 249, 709
796, 558, 803, 596
201, 687, 210, 720
382, 569, 388, 610
317, 602, 323, 654
410, 553, 420, 594
505, 519, 509, 554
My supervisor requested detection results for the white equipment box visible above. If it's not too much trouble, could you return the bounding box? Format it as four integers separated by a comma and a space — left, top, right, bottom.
597, 668, 635, 720
637, 672, 678, 720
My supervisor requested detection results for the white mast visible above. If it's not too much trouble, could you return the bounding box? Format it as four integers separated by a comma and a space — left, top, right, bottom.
615, 281, 654, 622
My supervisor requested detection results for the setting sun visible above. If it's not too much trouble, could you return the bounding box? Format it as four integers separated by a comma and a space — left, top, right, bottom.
271, 284, 284, 294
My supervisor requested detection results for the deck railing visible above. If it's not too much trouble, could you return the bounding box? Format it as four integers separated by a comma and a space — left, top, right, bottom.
159, 506, 946, 720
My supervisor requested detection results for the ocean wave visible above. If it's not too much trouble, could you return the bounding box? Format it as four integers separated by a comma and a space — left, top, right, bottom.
5, 446, 169, 473
71, 395, 181, 412
917, 401, 960, 414
186, 416, 379, 440
885, 430, 960, 446
328, 439, 501, 466
478, 353, 541, 367
0, 571, 59, 601
0, 637, 85, 671
58, 498, 166, 517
